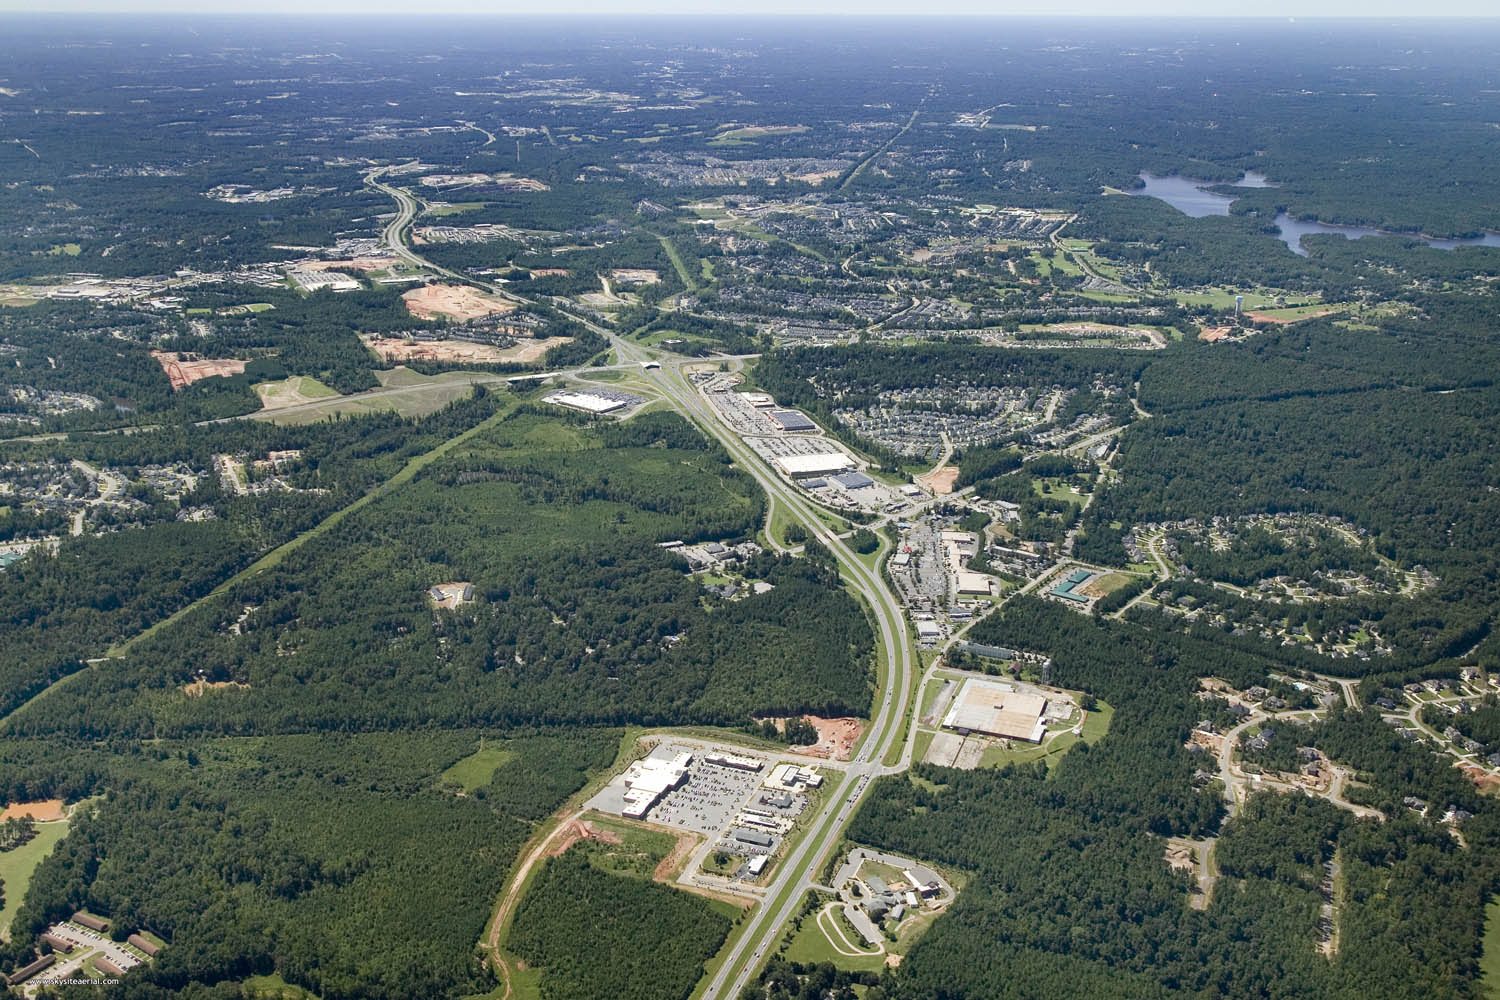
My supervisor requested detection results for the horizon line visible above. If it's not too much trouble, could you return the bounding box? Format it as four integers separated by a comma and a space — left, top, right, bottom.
3, 9, 1500, 18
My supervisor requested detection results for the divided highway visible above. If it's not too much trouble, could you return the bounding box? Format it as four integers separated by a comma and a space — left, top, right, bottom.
651, 366, 917, 1000
369, 169, 919, 1000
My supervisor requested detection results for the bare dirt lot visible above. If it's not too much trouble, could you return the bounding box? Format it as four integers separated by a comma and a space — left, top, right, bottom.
917, 466, 959, 495
1, 799, 65, 822
547, 819, 623, 859
151, 351, 248, 391
401, 283, 517, 322
653, 830, 700, 882
792, 716, 863, 761
363, 335, 570, 365
301, 256, 401, 272
1199, 326, 1234, 342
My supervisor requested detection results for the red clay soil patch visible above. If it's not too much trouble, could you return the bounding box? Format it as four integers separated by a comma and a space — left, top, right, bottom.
363, 334, 569, 365
401, 283, 517, 322
781, 715, 863, 761
1245, 308, 1335, 325
652, 830, 700, 882
917, 465, 959, 496
547, 819, 622, 859
301, 256, 400, 272
151, 351, 247, 391
1, 799, 65, 822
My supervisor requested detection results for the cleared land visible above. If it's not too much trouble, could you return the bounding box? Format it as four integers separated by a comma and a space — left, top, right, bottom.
251, 369, 497, 425
0, 820, 69, 940
916, 466, 959, 495
0, 799, 65, 822
363, 334, 570, 365
151, 351, 248, 391
442, 746, 517, 793
254, 376, 339, 411
1483, 899, 1500, 998
401, 283, 517, 322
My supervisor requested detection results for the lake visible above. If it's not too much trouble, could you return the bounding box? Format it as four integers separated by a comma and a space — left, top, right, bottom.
1129, 172, 1500, 255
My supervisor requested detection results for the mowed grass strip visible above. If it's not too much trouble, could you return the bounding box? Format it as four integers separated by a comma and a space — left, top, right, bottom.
0, 821, 70, 940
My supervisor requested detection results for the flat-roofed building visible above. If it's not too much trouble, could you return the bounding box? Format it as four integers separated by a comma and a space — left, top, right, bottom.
942, 678, 1048, 742
773, 452, 855, 479
956, 571, 993, 596
544, 390, 630, 414
831, 471, 876, 490
734, 827, 774, 848
619, 751, 693, 818
769, 409, 817, 432
705, 751, 764, 772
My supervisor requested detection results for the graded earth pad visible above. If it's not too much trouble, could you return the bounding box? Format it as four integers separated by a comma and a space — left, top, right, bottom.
0, 800, 65, 822
401, 283, 517, 322
151, 351, 248, 391
917, 466, 960, 495
363, 335, 571, 365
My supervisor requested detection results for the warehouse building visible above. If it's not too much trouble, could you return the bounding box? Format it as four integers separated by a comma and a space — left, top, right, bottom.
773, 452, 856, 479
1050, 568, 1096, 604
956, 571, 994, 596
769, 409, 817, 432
544, 389, 632, 414
831, 471, 876, 490
942, 678, 1048, 742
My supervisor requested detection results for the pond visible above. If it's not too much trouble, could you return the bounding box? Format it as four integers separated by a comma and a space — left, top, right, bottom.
1128, 172, 1500, 255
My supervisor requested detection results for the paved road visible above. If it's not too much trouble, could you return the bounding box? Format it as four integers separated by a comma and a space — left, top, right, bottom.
364, 171, 918, 999
647, 364, 917, 1000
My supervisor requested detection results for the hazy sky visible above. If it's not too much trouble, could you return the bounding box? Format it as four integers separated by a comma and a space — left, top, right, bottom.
3, 0, 1498, 15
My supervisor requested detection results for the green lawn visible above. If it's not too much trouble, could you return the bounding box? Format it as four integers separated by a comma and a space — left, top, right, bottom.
0, 820, 69, 939
441, 745, 517, 792
782, 902, 887, 973
243, 974, 320, 999
979, 698, 1114, 771
1482, 899, 1500, 998
656, 235, 700, 292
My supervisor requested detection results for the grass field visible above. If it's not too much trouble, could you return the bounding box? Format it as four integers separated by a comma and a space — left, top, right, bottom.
782, 902, 887, 973
441, 745, 517, 792
656, 234, 700, 292
254, 369, 496, 425
1481, 899, 1500, 998
0, 820, 70, 940
243, 973, 320, 999
978, 699, 1114, 770
424, 201, 485, 217
1166, 287, 1314, 311
254, 375, 340, 411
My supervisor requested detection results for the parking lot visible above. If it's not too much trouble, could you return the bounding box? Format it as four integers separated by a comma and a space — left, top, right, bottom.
651, 749, 767, 836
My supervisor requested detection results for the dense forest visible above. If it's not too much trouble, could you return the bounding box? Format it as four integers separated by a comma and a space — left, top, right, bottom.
511, 849, 731, 1000
0, 729, 621, 998
831, 598, 1500, 1000
3, 410, 873, 740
